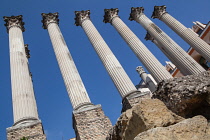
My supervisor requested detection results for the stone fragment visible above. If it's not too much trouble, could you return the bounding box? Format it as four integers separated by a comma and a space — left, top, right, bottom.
134, 116, 210, 140
107, 99, 183, 140
153, 71, 210, 118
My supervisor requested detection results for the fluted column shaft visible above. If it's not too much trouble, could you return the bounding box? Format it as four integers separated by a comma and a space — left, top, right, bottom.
152, 6, 210, 62
44, 20, 91, 110
79, 19, 137, 98
9, 27, 39, 124
42, 13, 92, 110
110, 16, 172, 83
145, 32, 179, 67
130, 10, 205, 75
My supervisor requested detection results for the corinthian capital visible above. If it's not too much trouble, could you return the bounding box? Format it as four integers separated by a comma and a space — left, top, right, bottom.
136, 66, 146, 75
74, 10, 90, 26
151, 5, 167, 19
103, 8, 119, 23
3, 15, 25, 33
145, 32, 154, 41
41, 12, 59, 29
129, 7, 144, 21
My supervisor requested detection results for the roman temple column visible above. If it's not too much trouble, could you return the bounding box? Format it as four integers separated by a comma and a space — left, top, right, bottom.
41, 12, 92, 110
136, 66, 157, 92
41, 12, 111, 140
74, 10, 142, 111
4, 15, 46, 140
129, 7, 205, 76
103, 8, 172, 83
152, 5, 210, 62
145, 32, 176, 64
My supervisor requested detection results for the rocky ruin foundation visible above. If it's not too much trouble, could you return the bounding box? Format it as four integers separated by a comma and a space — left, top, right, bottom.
107, 71, 210, 140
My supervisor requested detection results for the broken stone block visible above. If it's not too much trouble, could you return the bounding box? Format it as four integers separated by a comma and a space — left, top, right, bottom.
153, 71, 210, 118
134, 115, 210, 140
107, 99, 183, 140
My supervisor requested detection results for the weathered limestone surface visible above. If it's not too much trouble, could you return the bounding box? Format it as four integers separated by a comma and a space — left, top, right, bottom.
134, 116, 210, 140
107, 99, 184, 140
122, 91, 151, 112
7, 121, 46, 140
73, 105, 112, 140
153, 71, 210, 117
108, 71, 210, 140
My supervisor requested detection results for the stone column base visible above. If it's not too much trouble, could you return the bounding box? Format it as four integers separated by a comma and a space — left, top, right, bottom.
73, 104, 112, 140
7, 120, 46, 140
122, 91, 151, 112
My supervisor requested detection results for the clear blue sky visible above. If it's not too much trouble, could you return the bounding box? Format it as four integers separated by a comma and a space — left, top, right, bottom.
0, 0, 209, 139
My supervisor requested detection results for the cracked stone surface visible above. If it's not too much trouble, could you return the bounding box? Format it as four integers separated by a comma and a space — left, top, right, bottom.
106, 99, 183, 140
134, 115, 210, 140
152, 71, 210, 118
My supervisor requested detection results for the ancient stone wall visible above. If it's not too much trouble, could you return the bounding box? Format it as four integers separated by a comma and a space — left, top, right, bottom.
122, 91, 151, 112
73, 105, 112, 140
7, 121, 46, 140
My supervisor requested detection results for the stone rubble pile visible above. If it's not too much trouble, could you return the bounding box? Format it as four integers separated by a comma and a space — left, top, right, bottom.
107, 71, 210, 140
